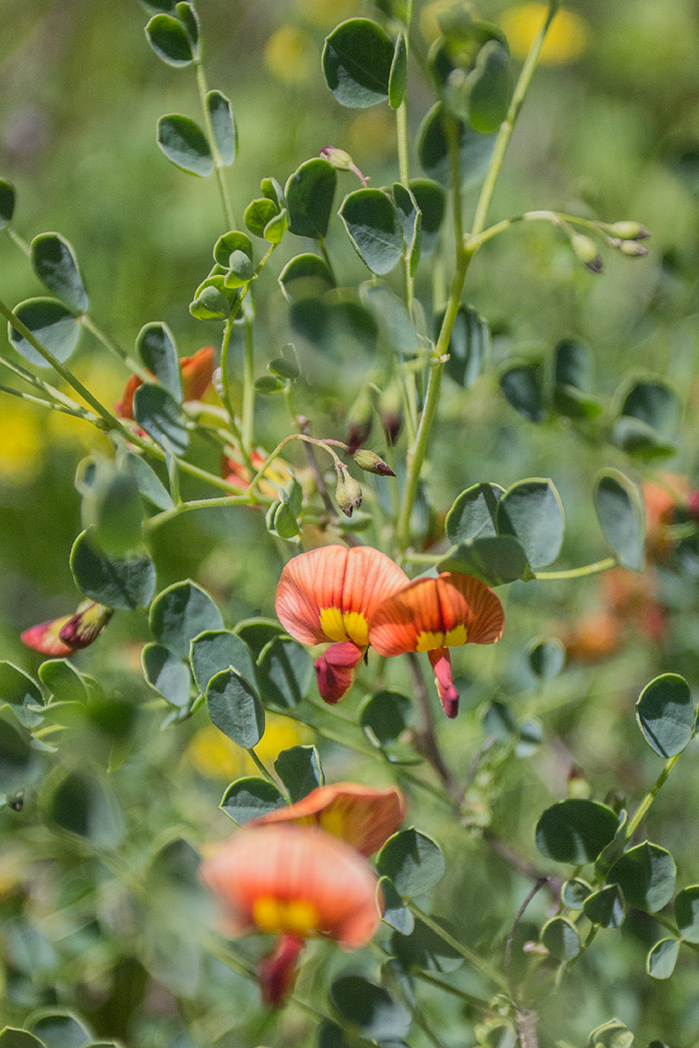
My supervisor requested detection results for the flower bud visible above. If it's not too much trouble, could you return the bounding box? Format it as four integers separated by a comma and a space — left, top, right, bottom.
570, 233, 603, 273
335, 465, 362, 517
319, 147, 369, 186
599, 220, 651, 241
379, 381, 403, 446
616, 240, 650, 258
346, 387, 374, 455
352, 449, 395, 477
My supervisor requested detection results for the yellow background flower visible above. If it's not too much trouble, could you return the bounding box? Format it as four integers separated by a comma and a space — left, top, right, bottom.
499, 3, 589, 64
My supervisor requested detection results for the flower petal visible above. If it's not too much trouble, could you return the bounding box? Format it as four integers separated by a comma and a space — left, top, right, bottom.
314, 641, 364, 704
428, 648, 459, 718
21, 615, 75, 657
181, 345, 215, 402
258, 934, 304, 1008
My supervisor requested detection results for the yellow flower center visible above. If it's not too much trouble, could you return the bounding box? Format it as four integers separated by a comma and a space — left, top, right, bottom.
253, 896, 320, 936
415, 624, 468, 652
319, 607, 369, 647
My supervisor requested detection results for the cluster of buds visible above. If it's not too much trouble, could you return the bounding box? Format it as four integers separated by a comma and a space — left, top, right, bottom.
596, 220, 651, 259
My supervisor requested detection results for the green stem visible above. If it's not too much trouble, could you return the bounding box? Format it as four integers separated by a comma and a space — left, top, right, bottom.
318, 238, 337, 284
626, 752, 682, 840
194, 58, 235, 229
0, 351, 93, 415
531, 557, 617, 581
408, 901, 510, 993
144, 492, 259, 532
218, 312, 242, 441
0, 381, 94, 417
247, 432, 345, 495
246, 746, 283, 791
242, 312, 255, 455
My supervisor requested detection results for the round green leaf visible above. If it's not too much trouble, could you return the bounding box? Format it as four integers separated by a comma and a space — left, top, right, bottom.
256, 636, 313, 708
561, 878, 591, 910
376, 828, 445, 896
268, 356, 299, 380
322, 19, 394, 108
607, 842, 676, 913
264, 208, 289, 244
150, 581, 223, 658
330, 975, 411, 1041
136, 322, 181, 401
675, 885, 699, 943
360, 690, 411, 748
636, 673, 694, 758
43, 770, 123, 847
582, 885, 625, 928
133, 383, 189, 455
81, 459, 144, 556
0, 1031, 46, 1048
8, 298, 81, 367
528, 638, 566, 680
594, 470, 645, 571
439, 305, 490, 388
438, 534, 529, 585
235, 618, 285, 658
0, 179, 16, 230
620, 380, 681, 440
409, 178, 445, 255
70, 529, 156, 611
274, 745, 323, 802
189, 283, 232, 321
244, 198, 278, 238
500, 361, 545, 422
541, 917, 580, 962
445, 482, 505, 544
417, 102, 495, 188
145, 14, 193, 66
0, 663, 44, 728
255, 376, 285, 395
206, 89, 237, 165
190, 629, 257, 696
156, 115, 213, 176
391, 915, 463, 973
392, 183, 421, 275
219, 776, 286, 824
496, 478, 565, 569
224, 249, 255, 288
612, 416, 675, 459
339, 188, 403, 275
124, 452, 174, 511
278, 253, 336, 301
29, 1013, 91, 1048
466, 39, 510, 133
554, 338, 592, 391
142, 643, 191, 707
38, 661, 87, 704
380, 877, 414, 935
389, 32, 408, 109
207, 668, 265, 749
30, 233, 88, 312
535, 798, 619, 865
0, 716, 36, 793
213, 230, 253, 267
285, 158, 337, 240
647, 938, 680, 980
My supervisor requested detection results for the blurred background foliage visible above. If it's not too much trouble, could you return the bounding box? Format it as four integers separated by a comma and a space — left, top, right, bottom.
2, 1, 699, 1046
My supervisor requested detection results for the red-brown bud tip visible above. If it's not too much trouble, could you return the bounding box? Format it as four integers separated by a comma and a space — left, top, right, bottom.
314, 642, 364, 704
352, 449, 395, 477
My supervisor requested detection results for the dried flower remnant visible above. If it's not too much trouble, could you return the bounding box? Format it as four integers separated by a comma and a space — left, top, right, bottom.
21, 600, 113, 657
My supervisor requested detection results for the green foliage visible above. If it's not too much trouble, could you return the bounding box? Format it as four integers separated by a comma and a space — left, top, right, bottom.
70, 529, 156, 610
8, 298, 81, 367
377, 828, 445, 896
206, 667, 265, 748
220, 776, 286, 823
156, 115, 214, 176
30, 234, 88, 313
322, 19, 394, 108
274, 744, 323, 800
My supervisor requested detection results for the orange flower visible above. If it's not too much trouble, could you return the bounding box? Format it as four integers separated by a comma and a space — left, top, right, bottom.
200, 824, 381, 1005
221, 447, 294, 500
368, 573, 505, 718
250, 782, 404, 857
21, 600, 113, 657
116, 346, 215, 419
275, 545, 409, 704
560, 611, 622, 663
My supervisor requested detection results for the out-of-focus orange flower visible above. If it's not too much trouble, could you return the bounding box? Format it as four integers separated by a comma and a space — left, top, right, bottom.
21, 600, 113, 657
275, 545, 409, 704
560, 611, 622, 663
250, 782, 404, 857
643, 473, 694, 562
221, 447, 294, 501
368, 573, 504, 718
200, 824, 381, 1005
115, 346, 215, 419
602, 567, 667, 643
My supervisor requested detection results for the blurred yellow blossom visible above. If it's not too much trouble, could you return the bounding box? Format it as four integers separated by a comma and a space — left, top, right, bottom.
264, 25, 318, 85
499, 3, 589, 64
349, 108, 396, 163
0, 401, 43, 483
298, 0, 360, 29
187, 715, 311, 780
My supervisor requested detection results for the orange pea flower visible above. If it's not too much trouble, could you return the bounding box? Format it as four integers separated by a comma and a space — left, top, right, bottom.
275, 545, 409, 704
368, 573, 505, 718
21, 600, 113, 657
250, 781, 404, 857
221, 446, 295, 501
200, 824, 381, 1006
116, 345, 215, 419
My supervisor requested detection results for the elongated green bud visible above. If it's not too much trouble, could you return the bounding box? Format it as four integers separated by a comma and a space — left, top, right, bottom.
352, 448, 395, 477
616, 240, 650, 258
335, 465, 362, 517
599, 220, 651, 241
570, 233, 603, 274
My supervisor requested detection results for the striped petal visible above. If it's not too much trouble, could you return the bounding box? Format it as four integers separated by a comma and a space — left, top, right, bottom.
181, 345, 215, 402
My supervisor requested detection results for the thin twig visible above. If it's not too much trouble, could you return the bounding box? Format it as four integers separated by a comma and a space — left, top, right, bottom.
505, 878, 547, 972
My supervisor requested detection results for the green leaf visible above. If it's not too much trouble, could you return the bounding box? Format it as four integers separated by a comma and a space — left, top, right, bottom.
268, 356, 299, 380
675, 885, 699, 943
136, 322, 181, 401
322, 19, 394, 108
190, 629, 258, 696
528, 638, 566, 680
8, 298, 81, 368
607, 842, 677, 913
29, 1013, 92, 1048
647, 938, 680, 980
339, 188, 404, 275
81, 457, 144, 556
561, 878, 591, 909
0, 179, 16, 230
207, 668, 265, 748
500, 361, 545, 422
0, 716, 36, 793
541, 916, 580, 961
582, 885, 625, 928
0, 663, 44, 729
278, 253, 336, 301
376, 828, 445, 896
587, 1019, 634, 1048
124, 452, 174, 511
445, 482, 505, 544
440, 305, 490, 388
391, 915, 463, 973
612, 416, 675, 459
620, 380, 681, 440
213, 230, 253, 267
38, 660, 87, 704
409, 178, 445, 255
594, 811, 628, 879
535, 798, 619, 864
150, 581, 223, 658
330, 975, 411, 1041
223, 250, 255, 288
554, 338, 592, 391
175, 2, 199, 57
30, 233, 88, 312
0, 1032, 46, 1048
43, 769, 123, 847
255, 376, 285, 395
256, 636, 313, 708
142, 643, 191, 707
145, 14, 193, 65
206, 90, 237, 165
389, 32, 408, 109
274, 745, 323, 801
264, 208, 289, 244
360, 690, 411, 748
417, 102, 495, 188
496, 478, 565, 569
244, 198, 278, 238
380, 877, 414, 934
220, 776, 286, 823
235, 618, 285, 658
189, 282, 232, 321
466, 40, 510, 133
594, 470, 645, 571
70, 529, 156, 610
392, 183, 421, 275
438, 534, 529, 585
285, 158, 337, 240
157, 115, 213, 176
636, 673, 694, 758
133, 383, 189, 455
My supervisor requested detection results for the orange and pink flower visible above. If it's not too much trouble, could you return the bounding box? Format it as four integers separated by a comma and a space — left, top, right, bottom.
116, 345, 215, 419
21, 600, 113, 657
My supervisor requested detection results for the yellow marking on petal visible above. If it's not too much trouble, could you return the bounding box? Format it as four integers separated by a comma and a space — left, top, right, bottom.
319, 607, 368, 647
445, 624, 467, 647
320, 808, 347, 840
416, 624, 467, 651
253, 895, 319, 935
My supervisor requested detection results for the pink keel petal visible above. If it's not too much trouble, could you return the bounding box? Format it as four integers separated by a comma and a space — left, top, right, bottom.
258, 934, 305, 1008
428, 648, 459, 718
314, 642, 364, 704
